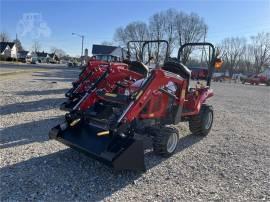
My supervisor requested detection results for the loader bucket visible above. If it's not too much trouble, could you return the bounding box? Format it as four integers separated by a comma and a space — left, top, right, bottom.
49, 123, 146, 171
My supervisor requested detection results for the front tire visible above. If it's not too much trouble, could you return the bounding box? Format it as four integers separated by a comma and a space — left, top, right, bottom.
153, 126, 179, 157
189, 104, 213, 136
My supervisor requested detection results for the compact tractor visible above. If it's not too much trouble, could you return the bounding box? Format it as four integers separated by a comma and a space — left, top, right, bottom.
60, 40, 166, 111
49, 41, 222, 171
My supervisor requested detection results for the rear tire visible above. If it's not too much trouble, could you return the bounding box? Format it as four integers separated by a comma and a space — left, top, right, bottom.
153, 126, 179, 157
189, 104, 213, 136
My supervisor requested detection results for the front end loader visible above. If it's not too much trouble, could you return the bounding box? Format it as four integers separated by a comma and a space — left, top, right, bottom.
60, 40, 166, 111
65, 60, 110, 98
60, 62, 144, 111
49, 42, 222, 171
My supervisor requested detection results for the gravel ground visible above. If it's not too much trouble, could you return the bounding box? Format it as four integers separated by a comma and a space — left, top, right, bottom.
0, 65, 269, 201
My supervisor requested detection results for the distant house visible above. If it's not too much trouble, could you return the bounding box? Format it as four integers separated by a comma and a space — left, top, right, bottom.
26, 51, 60, 63
92, 44, 126, 62
0, 42, 18, 58
26, 51, 37, 63
17, 50, 29, 62
36, 51, 50, 63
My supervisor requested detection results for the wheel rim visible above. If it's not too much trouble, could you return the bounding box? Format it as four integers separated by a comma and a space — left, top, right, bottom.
204, 111, 213, 130
166, 133, 178, 153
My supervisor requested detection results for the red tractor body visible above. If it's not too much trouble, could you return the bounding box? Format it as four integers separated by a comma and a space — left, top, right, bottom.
50, 41, 219, 171
190, 67, 208, 80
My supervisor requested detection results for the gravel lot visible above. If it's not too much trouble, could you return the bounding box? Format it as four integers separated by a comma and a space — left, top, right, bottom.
0, 64, 269, 201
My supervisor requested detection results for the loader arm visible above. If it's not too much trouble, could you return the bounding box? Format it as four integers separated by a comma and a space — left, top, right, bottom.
76, 65, 144, 111
78, 61, 109, 83
67, 62, 109, 98
117, 69, 188, 124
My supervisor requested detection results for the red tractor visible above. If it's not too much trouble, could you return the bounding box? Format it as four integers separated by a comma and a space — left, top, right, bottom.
60, 40, 166, 111
49, 42, 222, 171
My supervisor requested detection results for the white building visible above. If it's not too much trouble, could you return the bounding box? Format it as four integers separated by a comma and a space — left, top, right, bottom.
26, 51, 59, 64
92, 44, 127, 62
0, 42, 18, 58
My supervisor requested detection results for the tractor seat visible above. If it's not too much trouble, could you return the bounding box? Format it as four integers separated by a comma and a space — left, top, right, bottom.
128, 61, 149, 76
163, 60, 191, 80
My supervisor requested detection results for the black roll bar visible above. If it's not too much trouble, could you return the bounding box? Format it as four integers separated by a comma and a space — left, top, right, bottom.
177, 42, 216, 86
127, 40, 169, 61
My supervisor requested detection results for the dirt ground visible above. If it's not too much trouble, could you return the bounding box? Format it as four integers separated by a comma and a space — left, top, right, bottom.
0, 64, 269, 201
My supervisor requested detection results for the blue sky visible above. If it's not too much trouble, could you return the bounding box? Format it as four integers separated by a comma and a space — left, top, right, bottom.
0, 0, 269, 56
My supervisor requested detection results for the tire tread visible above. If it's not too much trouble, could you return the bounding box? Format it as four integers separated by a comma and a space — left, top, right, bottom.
153, 126, 179, 157
189, 104, 213, 136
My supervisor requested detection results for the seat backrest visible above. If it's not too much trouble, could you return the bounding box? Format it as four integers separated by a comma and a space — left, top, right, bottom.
163, 60, 191, 79
128, 61, 149, 76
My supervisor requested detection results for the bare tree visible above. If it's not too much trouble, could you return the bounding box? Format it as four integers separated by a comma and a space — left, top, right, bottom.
250, 32, 270, 73
149, 12, 166, 63
163, 9, 177, 55
175, 12, 208, 64
242, 44, 255, 73
114, 27, 127, 46
220, 37, 246, 75
50, 47, 66, 58
114, 21, 149, 60
0, 32, 10, 42
114, 9, 208, 64
32, 40, 41, 52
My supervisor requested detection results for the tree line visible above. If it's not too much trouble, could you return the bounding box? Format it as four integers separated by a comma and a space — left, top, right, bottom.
219, 33, 270, 75
114, 9, 208, 65
114, 9, 270, 75
2, 8, 269, 74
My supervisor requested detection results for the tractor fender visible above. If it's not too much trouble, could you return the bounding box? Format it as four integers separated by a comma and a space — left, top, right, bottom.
196, 89, 213, 113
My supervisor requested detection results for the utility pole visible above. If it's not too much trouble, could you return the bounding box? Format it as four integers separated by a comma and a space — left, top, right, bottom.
81, 35, 84, 66
72, 32, 85, 66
